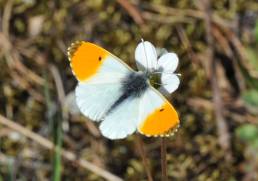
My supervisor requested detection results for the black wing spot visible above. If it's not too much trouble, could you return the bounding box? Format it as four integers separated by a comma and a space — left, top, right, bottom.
160, 108, 164, 112
98, 56, 102, 61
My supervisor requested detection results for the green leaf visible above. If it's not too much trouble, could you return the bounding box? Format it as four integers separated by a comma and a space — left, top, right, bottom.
246, 48, 258, 72
242, 89, 258, 107
253, 139, 258, 149
7, 159, 14, 181
44, 71, 63, 181
236, 124, 258, 143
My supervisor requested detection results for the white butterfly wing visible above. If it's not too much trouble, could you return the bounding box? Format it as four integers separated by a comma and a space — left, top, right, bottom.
99, 87, 179, 140
99, 97, 140, 139
137, 87, 180, 137
69, 41, 134, 121
76, 83, 123, 121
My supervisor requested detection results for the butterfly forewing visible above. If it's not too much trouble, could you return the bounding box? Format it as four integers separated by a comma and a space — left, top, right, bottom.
69, 42, 133, 122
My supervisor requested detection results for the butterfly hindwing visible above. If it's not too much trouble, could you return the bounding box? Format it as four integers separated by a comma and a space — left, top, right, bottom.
99, 87, 179, 139
99, 96, 140, 139
75, 83, 123, 121
137, 87, 180, 137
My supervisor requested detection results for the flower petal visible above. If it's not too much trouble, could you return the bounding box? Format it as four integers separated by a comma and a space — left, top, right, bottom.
160, 74, 180, 94
135, 41, 158, 71
158, 53, 179, 73
156, 48, 168, 59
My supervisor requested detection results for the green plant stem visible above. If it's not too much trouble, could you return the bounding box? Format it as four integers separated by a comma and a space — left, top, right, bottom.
7, 159, 14, 181
53, 117, 62, 181
43, 70, 63, 181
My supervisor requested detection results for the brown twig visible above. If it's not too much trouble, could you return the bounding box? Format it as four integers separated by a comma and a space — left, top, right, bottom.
161, 137, 168, 181
212, 25, 246, 92
176, 25, 199, 64
9, 70, 44, 102
142, 11, 193, 24
222, 28, 258, 79
211, 26, 234, 58
49, 65, 65, 106
2, 0, 13, 38
12, 52, 45, 86
199, 0, 232, 161
2, 39, 45, 87
135, 135, 153, 181
116, 0, 144, 25
0, 114, 123, 181
140, 2, 235, 29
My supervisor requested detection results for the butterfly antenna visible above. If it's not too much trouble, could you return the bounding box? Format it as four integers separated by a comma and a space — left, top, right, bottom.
152, 82, 169, 86
151, 72, 182, 77
141, 38, 149, 73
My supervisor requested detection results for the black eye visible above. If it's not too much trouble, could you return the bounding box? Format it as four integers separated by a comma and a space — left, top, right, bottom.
160, 108, 164, 112
98, 56, 102, 61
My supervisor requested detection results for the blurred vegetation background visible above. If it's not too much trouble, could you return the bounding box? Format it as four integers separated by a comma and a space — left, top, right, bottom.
0, 0, 258, 180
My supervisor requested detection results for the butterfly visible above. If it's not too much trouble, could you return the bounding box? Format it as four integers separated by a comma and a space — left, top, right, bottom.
67, 40, 180, 139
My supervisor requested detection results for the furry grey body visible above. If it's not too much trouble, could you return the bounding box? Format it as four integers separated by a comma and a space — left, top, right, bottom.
106, 71, 149, 114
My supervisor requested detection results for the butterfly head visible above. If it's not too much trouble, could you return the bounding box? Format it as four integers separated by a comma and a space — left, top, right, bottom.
144, 70, 162, 89
150, 73, 162, 89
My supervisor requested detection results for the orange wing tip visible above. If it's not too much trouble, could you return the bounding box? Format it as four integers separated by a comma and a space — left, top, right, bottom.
138, 102, 180, 136
138, 123, 180, 138
67, 41, 84, 61
68, 41, 109, 81
158, 123, 180, 137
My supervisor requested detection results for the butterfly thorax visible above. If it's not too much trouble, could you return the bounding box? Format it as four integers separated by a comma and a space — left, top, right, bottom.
106, 71, 148, 114
121, 71, 149, 98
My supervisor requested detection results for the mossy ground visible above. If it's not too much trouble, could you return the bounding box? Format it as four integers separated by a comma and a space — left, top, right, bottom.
0, 0, 258, 180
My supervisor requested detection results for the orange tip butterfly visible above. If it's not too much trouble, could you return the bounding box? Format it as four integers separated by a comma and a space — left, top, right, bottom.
67, 40, 180, 139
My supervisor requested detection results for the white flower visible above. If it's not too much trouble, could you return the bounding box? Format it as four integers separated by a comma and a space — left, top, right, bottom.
135, 41, 180, 94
